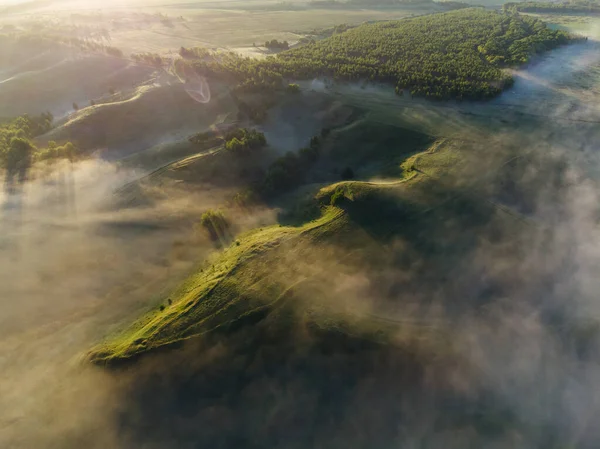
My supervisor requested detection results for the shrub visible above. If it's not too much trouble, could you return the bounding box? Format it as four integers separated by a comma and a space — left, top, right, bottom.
225, 137, 245, 152
330, 187, 346, 206
232, 189, 259, 208
265, 39, 289, 50
200, 209, 229, 241
224, 128, 267, 154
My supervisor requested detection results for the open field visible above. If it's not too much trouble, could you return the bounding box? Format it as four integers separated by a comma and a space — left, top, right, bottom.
1, 0, 440, 55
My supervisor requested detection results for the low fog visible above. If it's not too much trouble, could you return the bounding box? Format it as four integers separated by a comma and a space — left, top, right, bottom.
3, 31, 600, 449
0, 155, 279, 448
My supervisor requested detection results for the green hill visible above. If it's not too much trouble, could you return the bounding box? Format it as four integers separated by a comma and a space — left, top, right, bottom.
40, 82, 237, 154
88, 134, 536, 364
0, 54, 153, 117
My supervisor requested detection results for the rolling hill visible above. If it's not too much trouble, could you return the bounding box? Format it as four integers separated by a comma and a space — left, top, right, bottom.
88, 132, 540, 364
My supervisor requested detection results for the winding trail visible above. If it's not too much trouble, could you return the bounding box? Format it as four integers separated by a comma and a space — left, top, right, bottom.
114, 143, 225, 194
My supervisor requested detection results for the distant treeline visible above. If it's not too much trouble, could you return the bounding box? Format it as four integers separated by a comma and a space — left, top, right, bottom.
503, 1, 600, 13
177, 9, 577, 101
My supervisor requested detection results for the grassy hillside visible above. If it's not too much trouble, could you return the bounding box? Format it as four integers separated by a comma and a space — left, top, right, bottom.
0, 53, 153, 117
88, 133, 538, 364
40, 82, 237, 154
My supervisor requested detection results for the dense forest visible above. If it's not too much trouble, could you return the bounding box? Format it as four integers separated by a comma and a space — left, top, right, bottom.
503, 1, 600, 14
181, 9, 576, 100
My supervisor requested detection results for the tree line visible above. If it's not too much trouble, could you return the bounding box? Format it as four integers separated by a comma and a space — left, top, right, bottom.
0, 113, 79, 188
503, 1, 600, 14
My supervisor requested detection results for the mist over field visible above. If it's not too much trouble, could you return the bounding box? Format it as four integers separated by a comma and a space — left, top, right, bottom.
2, 3, 600, 448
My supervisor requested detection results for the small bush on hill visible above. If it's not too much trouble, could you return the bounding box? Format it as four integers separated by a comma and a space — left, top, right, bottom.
330, 187, 347, 206
224, 128, 267, 154
179, 46, 211, 59
265, 39, 289, 50
287, 83, 300, 93
232, 189, 259, 208
200, 209, 229, 241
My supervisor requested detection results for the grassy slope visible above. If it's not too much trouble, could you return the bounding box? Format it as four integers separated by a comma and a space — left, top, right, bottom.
0, 54, 153, 116
89, 206, 346, 362
40, 82, 237, 154
88, 135, 531, 364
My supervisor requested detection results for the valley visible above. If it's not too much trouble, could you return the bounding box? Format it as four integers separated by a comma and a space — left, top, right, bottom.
2, 2, 600, 448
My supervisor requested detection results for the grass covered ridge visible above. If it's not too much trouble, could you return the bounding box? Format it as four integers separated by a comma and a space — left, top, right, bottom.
88, 136, 536, 365
88, 207, 347, 363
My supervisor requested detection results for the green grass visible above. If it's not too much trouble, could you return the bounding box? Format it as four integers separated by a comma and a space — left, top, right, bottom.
88, 206, 346, 363
40, 82, 236, 152
0, 52, 153, 117
88, 136, 535, 364
318, 118, 435, 179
